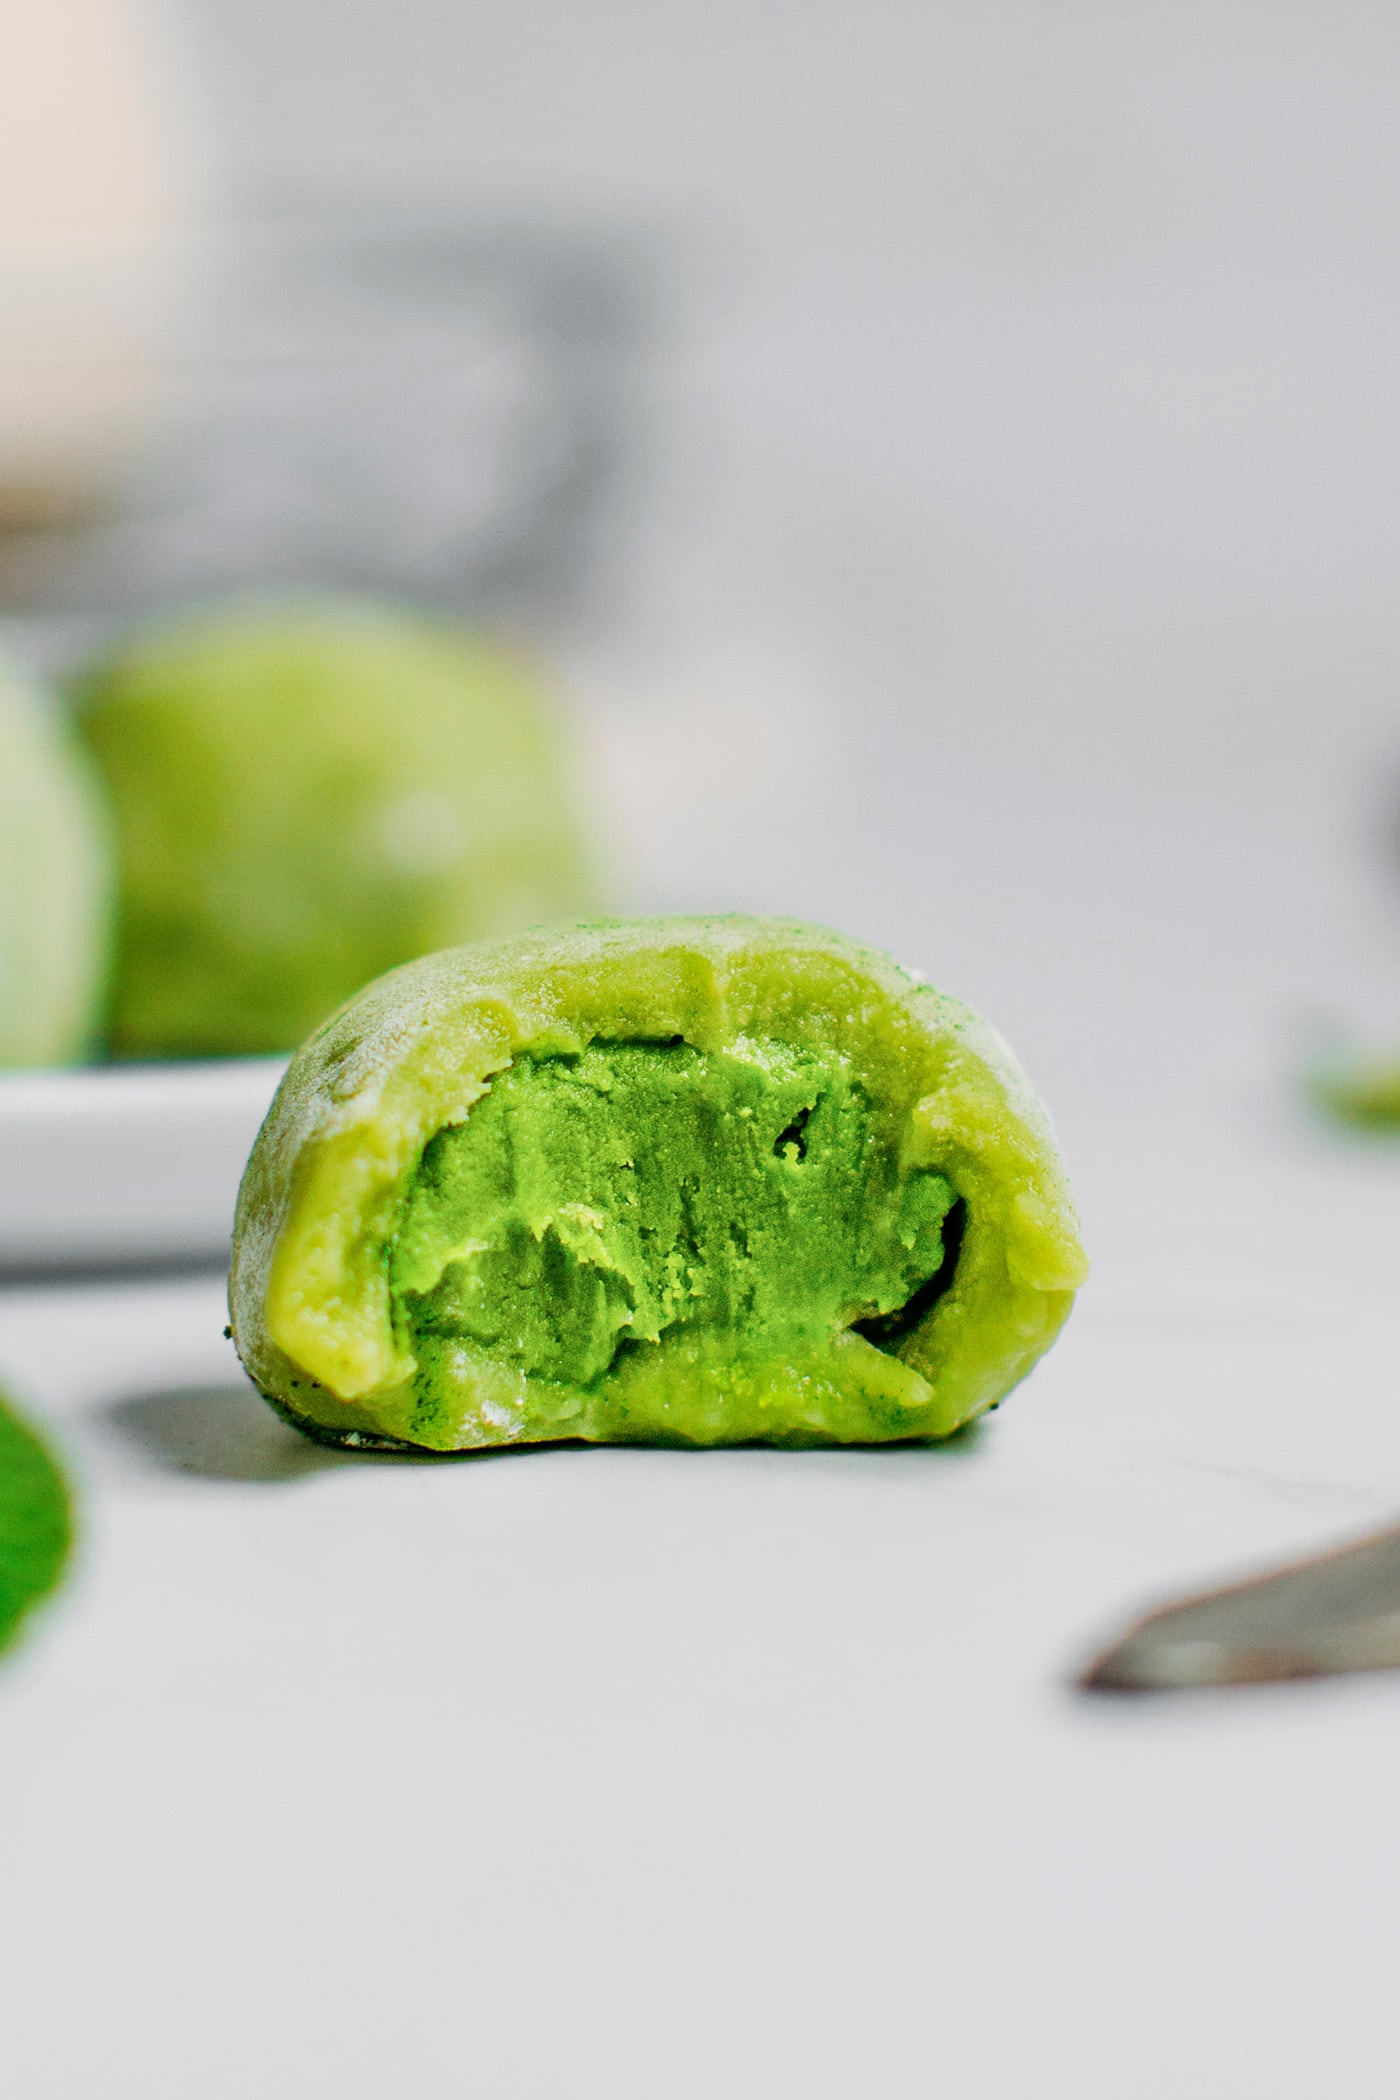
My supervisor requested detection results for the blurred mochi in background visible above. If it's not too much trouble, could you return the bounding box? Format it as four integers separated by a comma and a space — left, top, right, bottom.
0, 653, 112, 1067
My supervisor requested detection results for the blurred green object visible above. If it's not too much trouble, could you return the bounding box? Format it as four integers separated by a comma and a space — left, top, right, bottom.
72, 600, 596, 1058
0, 651, 112, 1066
1308, 1058, 1400, 1132
0, 1387, 72, 1661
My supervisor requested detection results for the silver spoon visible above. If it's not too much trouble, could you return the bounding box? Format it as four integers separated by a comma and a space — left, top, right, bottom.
1081, 1524, 1400, 1691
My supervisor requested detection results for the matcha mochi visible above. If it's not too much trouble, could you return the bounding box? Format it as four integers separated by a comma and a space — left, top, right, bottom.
73, 601, 594, 1058
231, 917, 1086, 1451
0, 652, 111, 1066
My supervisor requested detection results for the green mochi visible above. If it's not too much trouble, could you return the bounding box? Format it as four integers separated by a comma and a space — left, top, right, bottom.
0, 652, 112, 1066
72, 600, 595, 1058
0, 1388, 73, 1659
230, 916, 1087, 1452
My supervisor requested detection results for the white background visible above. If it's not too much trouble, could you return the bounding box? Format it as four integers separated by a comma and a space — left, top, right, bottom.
8, 6, 1400, 2094
184, 0, 1400, 1112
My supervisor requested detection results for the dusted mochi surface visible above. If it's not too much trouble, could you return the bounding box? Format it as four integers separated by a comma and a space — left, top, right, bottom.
231, 916, 1088, 1451
72, 599, 595, 1058
0, 654, 112, 1066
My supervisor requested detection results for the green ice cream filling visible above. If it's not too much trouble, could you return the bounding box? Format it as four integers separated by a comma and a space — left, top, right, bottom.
390, 1036, 961, 1437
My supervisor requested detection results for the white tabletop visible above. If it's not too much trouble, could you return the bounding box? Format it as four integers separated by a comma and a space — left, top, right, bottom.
3, 1091, 1400, 2098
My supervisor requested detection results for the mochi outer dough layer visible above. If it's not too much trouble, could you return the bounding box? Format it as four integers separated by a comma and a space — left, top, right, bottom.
230, 917, 1088, 1451
72, 602, 596, 1058
0, 655, 112, 1066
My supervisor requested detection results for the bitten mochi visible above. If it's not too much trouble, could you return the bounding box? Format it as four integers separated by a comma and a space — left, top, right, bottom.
230, 916, 1087, 1451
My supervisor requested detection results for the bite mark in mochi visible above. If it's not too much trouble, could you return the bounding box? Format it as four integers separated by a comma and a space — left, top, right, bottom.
230, 916, 1087, 1451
